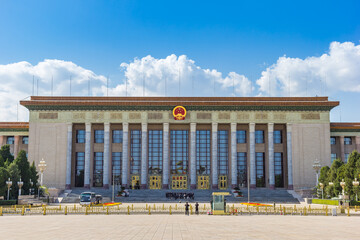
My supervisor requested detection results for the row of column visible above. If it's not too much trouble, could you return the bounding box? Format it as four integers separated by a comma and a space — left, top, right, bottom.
65, 122, 293, 190
0, 135, 21, 158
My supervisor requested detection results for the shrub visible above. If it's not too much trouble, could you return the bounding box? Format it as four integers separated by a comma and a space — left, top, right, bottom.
0, 200, 17, 206
350, 200, 360, 206
312, 199, 339, 206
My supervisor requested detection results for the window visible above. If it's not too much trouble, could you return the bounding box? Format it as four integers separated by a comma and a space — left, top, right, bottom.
274, 130, 282, 144
6, 136, 14, 144
255, 130, 264, 144
170, 130, 189, 175
237, 152, 247, 186
76, 130, 85, 143
344, 153, 350, 163
236, 130, 246, 144
256, 152, 265, 187
75, 152, 85, 187
130, 130, 141, 175
93, 152, 104, 187
344, 137, 352, 145
330, 137, 336, 145
94, 130, 104, 143
274, 152, 283, 188
112, 130, 123, 143
331, 153, 337, 163
22, 136, 29, 145
112, 152, 122, 184
196, 130, 211, 175
218, 130, 229, 175
148, 130, 163, 175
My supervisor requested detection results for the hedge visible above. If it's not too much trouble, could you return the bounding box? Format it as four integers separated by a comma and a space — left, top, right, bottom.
350, 200, 360, 206
312, 199, 339, 206
0, 200, 17, 206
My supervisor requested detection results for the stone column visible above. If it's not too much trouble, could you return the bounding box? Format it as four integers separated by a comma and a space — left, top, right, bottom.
84, 123, 91, 188
340, 136, 345, 162
65, 123, 72, 189
356, 136, 360, 152
249, 123, 256, 188
268, 123, 275, 189
231, 123, 237, 189
0, 136, 4, 147
103, 123, 110, 189
286, 123, 293, 190
122, 123, 129, 187
162, 123, 170, 189
190, 123, 197, 189
14, 136, 20, 158
211, 122, 218, 189
140, 122, 147, 189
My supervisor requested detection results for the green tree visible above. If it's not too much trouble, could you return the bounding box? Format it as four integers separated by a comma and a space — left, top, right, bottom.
14, 150, 31, 195
0, 155, 4, 168
29, 161, 39, 194
0, 167, 10, 198
0, 145, 14, 164
7, 162, 20, 199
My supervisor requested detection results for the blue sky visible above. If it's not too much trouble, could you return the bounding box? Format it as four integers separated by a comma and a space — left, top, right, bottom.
0, 0, 359, 122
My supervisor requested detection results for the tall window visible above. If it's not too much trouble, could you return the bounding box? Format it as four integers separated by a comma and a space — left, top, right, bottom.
148, 130, 163, 175
236, 130, 246, 144
112, 152, 122, 184
94, 130, 104, 143
344, 137, 352, 145
274, 130, 282, 144
112, 130, 123, 143
274, 152, 283, 188
330, 137, 336, 145
75, 152, 85, 187
170, 130, 189, 175
344, 153, 350, 163
76, 130, 85, 143
196, 130, 211, 175
237, 152, 247, 186
331, 153, 337, 163
130, 130, 141, 175
93, 152, 103, 187
218, 130, 228, 175
7, 136, 14, 144
22, 136, 29, 145
256, 152, 265, 187
255, 130, 264, 144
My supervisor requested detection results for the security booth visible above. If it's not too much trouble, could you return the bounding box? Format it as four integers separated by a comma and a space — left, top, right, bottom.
212, 192, 231, 215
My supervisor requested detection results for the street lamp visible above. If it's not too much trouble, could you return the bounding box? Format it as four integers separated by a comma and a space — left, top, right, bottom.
38, 158, 47, 186
340, 179, 346, 197
312, 160, 321, 186
353, 178, 359, 201
18, 178, 23, 196
6, 178, 12, 200
29, 179, 33, 195
319, 182, 324, 199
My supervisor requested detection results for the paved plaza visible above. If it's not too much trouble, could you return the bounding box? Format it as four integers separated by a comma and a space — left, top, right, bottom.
1, 214, 360, 240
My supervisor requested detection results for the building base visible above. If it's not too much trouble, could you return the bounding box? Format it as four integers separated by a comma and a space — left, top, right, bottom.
162, 184, 169, 189
288, 185, 294, 190
103, 184, 109, 189
65, 184, 71, 190
212, 184, 218, 190
250, 184, 256, 189
190, 184, 196, 189
269, 184, 275, 190
140, 184, 147, 189
84, 184, 90, 189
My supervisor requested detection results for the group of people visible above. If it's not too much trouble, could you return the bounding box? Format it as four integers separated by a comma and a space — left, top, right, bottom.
184, 202, 200, 215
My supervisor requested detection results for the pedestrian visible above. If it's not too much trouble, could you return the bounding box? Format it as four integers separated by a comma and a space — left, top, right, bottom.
185, 202, 189, 216
195, 202, 199, 215
224, 199, 227, 212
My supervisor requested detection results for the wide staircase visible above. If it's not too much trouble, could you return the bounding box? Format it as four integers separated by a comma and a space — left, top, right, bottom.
61, 187, 299, 203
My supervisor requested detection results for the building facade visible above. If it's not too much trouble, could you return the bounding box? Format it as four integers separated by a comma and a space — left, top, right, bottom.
0, 122, 29, 158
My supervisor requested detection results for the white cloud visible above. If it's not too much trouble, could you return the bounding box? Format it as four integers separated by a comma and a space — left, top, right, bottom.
98, 54, 253, 97
0, 59, 106, 121
256, 41, 360, 96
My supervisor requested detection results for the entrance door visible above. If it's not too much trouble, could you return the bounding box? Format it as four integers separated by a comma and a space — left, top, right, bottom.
218, 175, 227, 190
149, 176, 162, 189
197, 175, 209, 189
131, 175, 140, 189
171, 175, 188, 189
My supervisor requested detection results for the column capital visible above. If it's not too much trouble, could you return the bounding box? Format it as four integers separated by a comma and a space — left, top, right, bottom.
122, 122, 129, 131
163, 122, 169, 131
85, 122, 91, 131
104, 122, 110, 131
268, 122, 274, 132
286, 123, 292, 132
212, 122, 218, 132
230, 122, 237, 132
249, 122, 255, 132
141, 122, 147, 131
190, 122, 196, 132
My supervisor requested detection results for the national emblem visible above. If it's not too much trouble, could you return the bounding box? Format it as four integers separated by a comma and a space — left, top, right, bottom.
172, 106, 187, 120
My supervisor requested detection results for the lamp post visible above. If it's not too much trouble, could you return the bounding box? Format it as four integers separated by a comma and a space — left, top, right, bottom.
29, 179, 33, 195
18, 178, 24, 196
6, 178, 12, 200
340, 179, 346, 197
353, 178, 359, 201
38, 158, 47, 186
319, 183, 324, 199
312, 160, 321, 186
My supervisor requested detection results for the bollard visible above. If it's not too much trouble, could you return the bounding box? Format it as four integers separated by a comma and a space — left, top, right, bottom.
325, 206, 328, 216
204, 204, 206, 210
265, 206, 268, 215
149, 207, 151, 215
85, 206, 89, 215
59, 204, 61, 211
256, 206, 259, 215
146, 204, 148, 210
65, 206, 67, 215
132, 204, 134, 210
283, 206, 286, 216
190, 205, 193, 215
175, 204, 177, 210
162, 204, 165, 210
127, 205, 130, 215
0, 207, 2, 216
106, 206, 109, 215
43, 206, 46, 216
21, 206, 25, 216
169, 205, 172, 215
347, 207, 350, 217
74, 204, 76, 211
153, 204, 156, 210
304, 207, 307, 216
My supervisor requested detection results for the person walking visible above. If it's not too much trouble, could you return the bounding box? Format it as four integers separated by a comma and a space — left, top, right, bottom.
195, 202, 199, 215
185, 202, 189, 216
